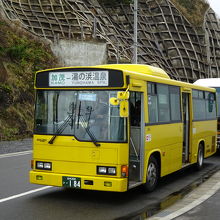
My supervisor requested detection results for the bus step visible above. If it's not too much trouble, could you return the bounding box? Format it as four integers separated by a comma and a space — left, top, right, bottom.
182, 163, 190, 168
129, 181, 142, 189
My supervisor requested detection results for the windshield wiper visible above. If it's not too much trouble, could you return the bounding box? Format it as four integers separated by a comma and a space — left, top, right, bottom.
48, 102, 75, 144
77, 106, 100, 147
48, 102, 100, 147
77, 101, 81, 129
48, 115, 71, 144
70, 102, 76, 129
79, 115, 100, 147
86, 106, 93, 128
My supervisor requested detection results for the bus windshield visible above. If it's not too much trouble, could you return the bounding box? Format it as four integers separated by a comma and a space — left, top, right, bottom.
214, 87, 220, 117
35, 90, 127, 142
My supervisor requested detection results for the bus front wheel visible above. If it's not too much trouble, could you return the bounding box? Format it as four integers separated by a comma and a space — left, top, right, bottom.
195, 143, 204, 170
143, 156, 159, 192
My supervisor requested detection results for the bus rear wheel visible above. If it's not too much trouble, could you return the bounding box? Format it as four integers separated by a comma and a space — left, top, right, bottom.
195, 143, 204, 170
143, 156, 159, 192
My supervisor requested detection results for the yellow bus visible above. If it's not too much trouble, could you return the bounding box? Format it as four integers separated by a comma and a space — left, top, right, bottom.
30, 64, 217, 192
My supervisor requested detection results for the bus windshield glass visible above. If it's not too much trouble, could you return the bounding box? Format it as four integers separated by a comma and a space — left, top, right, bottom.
35, 90, 127, 142
214, 87, 220, 117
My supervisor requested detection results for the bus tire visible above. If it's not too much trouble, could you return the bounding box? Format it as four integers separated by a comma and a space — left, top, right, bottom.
195, 143, 204, 170
143, 156, 159, 192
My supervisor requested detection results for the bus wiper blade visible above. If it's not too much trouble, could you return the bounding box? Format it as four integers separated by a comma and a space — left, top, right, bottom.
77, 101, 81, 129
86, 106, 93, 128
48, 115, 71, 144
49, 102, 76, 144
70, 102, 76, 129
79, 115, 100, 147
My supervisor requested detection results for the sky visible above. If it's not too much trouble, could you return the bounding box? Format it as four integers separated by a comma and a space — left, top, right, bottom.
207, 0, 220, 17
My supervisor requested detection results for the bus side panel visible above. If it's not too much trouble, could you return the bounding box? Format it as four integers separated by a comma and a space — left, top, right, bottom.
191, 120, 217, 163
145, 123, 183, 177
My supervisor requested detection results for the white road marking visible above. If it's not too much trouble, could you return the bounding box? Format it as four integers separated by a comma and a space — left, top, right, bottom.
0, 186, 53, 203
0, 151, 32, 159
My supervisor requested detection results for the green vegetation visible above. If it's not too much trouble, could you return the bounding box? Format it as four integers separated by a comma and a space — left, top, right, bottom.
171, 0, 209, 26
0, 17, 58, 140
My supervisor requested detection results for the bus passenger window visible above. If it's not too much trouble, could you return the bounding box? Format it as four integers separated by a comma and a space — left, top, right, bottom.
148, 83, 180, 124
158, 84, 170, 122
206, 92, 216, 119
148, 95, 158, 123
148, 82, 159, 123
170, 86, 181, 121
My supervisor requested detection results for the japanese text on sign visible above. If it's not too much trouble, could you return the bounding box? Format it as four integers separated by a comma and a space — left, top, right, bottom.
49, 71, 109, 87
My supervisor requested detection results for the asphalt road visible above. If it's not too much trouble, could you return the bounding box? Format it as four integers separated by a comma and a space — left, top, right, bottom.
0, 148, 220, 220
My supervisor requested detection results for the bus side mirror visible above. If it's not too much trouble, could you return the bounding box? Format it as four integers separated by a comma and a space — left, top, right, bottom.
118, 91, 129, 117
110, 91, 130, 117
110, 97, 120, 106
120, 100, 129, 117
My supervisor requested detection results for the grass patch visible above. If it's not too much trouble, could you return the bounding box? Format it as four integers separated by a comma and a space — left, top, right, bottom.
0, 16, 59, 140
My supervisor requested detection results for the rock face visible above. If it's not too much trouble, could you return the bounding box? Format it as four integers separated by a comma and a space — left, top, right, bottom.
1, 0, 220, 82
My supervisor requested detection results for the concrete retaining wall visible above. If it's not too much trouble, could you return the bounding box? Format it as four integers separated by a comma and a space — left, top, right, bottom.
51, 40, 107, 66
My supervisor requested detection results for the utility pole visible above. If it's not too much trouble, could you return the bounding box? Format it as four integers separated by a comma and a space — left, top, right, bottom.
133, 0, 138, 64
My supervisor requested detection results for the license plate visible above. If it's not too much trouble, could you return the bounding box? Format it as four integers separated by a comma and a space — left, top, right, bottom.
62, 176, 81, 188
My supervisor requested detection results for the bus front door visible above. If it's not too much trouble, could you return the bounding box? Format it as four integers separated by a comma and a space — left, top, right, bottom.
182, 92, 191, 164
129, 92, 144, 188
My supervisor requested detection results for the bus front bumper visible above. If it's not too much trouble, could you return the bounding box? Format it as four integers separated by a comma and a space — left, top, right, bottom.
30, 170, 128, 192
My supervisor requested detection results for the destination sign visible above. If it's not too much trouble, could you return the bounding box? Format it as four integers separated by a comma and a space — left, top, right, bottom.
35, 68, 124, 88
49, 71, 109, 87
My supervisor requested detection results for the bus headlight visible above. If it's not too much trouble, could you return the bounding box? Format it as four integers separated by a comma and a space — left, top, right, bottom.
97, 166, 107, 174
36, 161, 52, 170
108, 167, 116, 175
97, 166, 116, 175
44, 162, 52, 170
36, 161, 44, 169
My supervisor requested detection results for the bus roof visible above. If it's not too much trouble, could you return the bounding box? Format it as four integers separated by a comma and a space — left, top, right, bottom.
35, 64, 215, 92
194, 78, 220, 88
96, 64, 170, 79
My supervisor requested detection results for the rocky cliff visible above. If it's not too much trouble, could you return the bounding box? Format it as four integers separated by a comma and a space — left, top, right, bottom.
2, 0, 220, 82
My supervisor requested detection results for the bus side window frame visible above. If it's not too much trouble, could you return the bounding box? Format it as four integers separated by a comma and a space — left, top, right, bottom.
147, 82, 181, 124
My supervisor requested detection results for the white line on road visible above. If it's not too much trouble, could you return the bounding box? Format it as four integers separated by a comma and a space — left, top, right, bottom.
0, 151, 32, 159
0, 186, 53, 203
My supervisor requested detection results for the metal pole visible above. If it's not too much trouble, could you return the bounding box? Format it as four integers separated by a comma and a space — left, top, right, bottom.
133, 0, 138, 64
117, 41, 119, 64
93, 17, 97, 39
